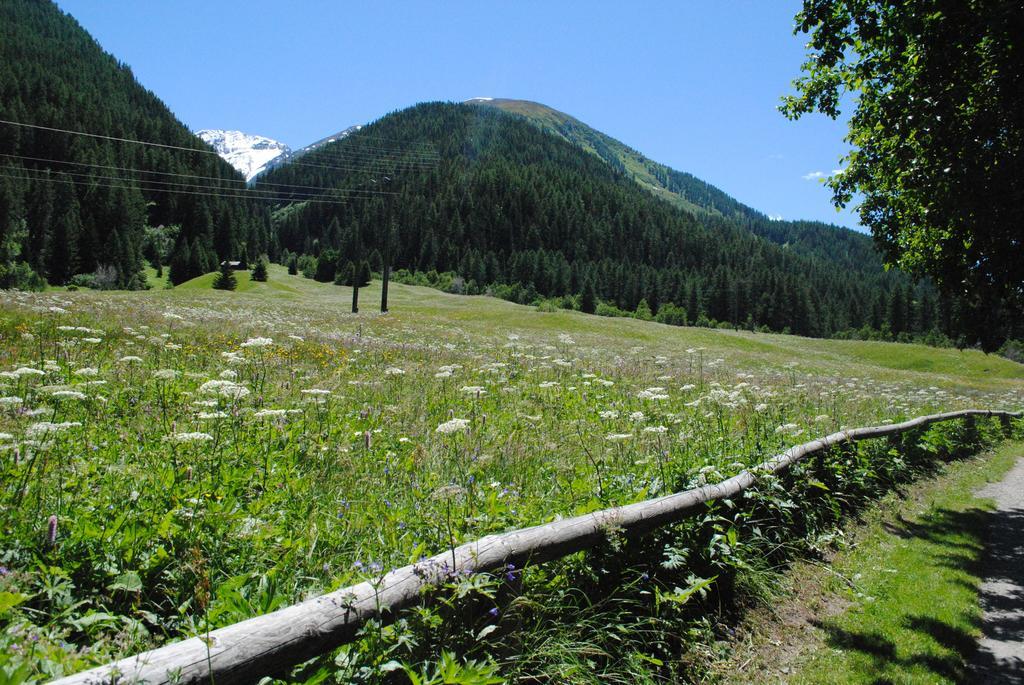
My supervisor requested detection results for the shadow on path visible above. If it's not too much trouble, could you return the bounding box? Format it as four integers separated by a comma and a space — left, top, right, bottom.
972, 462, 1024, 684
810, 503, 1024, 683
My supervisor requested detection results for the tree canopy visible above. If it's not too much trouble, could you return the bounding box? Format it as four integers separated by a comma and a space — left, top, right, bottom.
782, 0, 1024, 349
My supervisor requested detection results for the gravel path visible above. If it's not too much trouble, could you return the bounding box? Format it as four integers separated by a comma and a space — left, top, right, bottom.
972, 457, 1024, 683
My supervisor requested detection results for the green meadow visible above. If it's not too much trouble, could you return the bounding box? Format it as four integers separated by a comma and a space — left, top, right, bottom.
1, 266, 1020, 682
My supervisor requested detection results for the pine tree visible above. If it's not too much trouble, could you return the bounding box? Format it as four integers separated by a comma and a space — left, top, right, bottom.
580, 278, 597, 314
314, 249, 338, 282
251, 256, 268, 282
357, 260, 372, 287
168, 241, 191, 286
212, 262, 237, 291
634, 298, 653, 320
337, 260, 356, 286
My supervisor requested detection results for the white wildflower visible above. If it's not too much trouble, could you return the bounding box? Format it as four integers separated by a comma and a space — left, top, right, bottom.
599, 410, 619, 420
254, 408, 293, 419
168, 432, 214, 444
240, 337, 274, 348
435, 418, 470, 434
153, 369, 178, 381
26, 421, 81, 438
13, 367, 45, 378
198, 379, 250, 400
0, 397, 24, 407
118, 356, 143, 364
384, 367, 405, 376
50, 390, 87, 401
605, 433, 633, 442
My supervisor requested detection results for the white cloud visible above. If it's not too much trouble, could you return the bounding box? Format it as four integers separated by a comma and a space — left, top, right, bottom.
802, 171, 825, 180
767, 214, 783, 221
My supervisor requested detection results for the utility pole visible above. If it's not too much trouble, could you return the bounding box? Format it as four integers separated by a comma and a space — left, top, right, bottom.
381, 220, 397, 314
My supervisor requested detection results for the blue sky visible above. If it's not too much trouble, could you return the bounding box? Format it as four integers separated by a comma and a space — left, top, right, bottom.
55, 0, 860, 230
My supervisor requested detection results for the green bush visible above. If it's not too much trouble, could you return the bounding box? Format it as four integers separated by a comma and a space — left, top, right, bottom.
212, 263, 237, 291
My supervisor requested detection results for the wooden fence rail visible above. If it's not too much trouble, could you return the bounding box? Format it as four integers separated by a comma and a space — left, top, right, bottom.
54, 408, 1021, 685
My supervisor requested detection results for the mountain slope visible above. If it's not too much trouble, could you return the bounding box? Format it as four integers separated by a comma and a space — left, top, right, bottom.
196, 129, 290, 181
465, 98, 753, 217
0, 0, 270, 288
466, 98, 880, 273
258, 102, 940, 340
261, 125, 364, 177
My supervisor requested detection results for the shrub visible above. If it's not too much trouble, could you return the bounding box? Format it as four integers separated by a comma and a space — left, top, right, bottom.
655, 302, 688, 327
251, 257, 269, 282
212, 263, 237, 291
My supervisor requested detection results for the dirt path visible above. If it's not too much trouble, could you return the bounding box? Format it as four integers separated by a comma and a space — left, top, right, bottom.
972, 457, 1024, 683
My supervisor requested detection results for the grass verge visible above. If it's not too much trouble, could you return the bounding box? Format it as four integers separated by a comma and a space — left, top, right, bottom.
720, 440, 1022, 684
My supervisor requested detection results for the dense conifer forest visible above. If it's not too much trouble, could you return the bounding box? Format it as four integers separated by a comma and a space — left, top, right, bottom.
0, 0, 270, 290
260, 103, 997, 344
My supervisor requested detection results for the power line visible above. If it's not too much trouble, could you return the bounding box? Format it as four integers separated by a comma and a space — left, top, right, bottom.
3, 166, 395, 203
266, 145, 440, 169
0, 152, 399, 196
256, 154, 434, 176
0, 118, 439, 174
0, 169, 385, 206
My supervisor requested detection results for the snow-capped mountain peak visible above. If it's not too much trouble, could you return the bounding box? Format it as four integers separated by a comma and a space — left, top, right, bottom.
196, 129, 290, 181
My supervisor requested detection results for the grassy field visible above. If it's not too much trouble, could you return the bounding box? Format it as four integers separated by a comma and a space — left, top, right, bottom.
787, 441, 1023, 684
1, 265, 1021, 682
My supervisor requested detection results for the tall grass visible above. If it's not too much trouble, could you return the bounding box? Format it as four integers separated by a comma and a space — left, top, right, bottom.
0, 284, 1020, 682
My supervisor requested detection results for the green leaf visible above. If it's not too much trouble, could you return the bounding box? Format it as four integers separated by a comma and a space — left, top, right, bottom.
108, 570, 143, 593
475, 624, 499, 641
0, 591, 29, 617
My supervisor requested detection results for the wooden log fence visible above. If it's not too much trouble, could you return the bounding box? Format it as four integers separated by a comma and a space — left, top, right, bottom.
54, 408, 1021, 684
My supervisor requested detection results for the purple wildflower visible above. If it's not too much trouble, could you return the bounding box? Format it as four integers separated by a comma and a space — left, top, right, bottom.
47, 515, 58, 546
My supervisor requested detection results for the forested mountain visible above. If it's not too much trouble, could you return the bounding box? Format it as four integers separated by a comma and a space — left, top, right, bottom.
469, 98, 886, 273
259, 102, 970, 341
0, 0, 271, 289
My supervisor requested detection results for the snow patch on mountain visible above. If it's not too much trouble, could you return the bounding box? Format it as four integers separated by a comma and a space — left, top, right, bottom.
262, 125, 363, 175
196, 129, 290, 181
